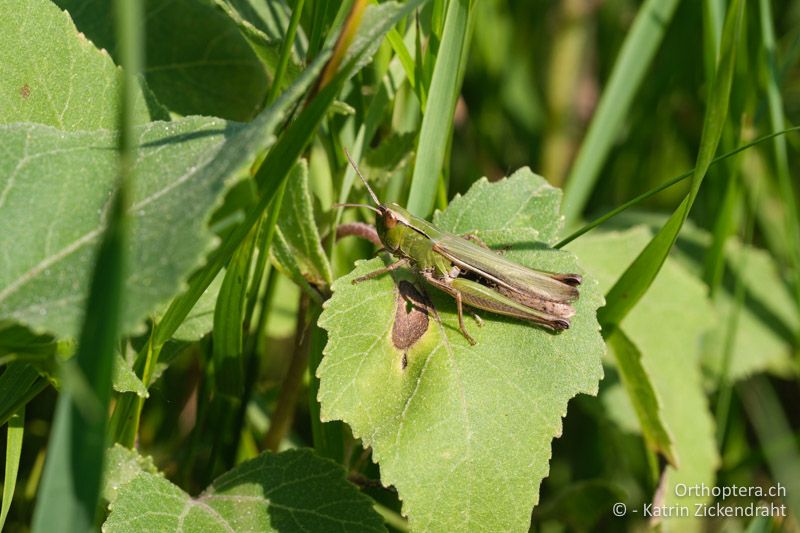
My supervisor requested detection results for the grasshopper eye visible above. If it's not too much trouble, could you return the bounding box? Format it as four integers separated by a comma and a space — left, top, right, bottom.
384, 210, 398, 228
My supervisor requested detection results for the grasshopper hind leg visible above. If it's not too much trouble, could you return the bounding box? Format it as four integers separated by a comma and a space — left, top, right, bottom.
455, 291, 477, 345
420, 270, 477, 345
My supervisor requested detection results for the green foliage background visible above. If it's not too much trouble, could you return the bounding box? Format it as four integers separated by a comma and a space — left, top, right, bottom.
0, 0, 798, 532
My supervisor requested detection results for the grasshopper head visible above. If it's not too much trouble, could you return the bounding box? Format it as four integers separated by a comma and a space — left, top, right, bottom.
375, 203, 414, 253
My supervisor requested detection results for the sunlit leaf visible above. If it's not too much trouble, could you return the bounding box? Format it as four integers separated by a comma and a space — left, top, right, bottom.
319, 169, 605, 531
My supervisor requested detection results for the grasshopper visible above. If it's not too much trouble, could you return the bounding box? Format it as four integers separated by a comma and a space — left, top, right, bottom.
342, 151, 581, 345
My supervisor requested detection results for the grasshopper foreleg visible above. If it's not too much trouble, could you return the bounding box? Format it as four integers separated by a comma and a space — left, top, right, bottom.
462, 232, 489, 248
352, 257, 410, 284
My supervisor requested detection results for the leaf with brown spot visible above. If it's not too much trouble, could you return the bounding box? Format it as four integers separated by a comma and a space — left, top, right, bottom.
319, 169, 605, 532
392, 281, 432, 355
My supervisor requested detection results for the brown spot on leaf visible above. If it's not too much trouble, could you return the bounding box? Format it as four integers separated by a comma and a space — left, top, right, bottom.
392, 281, 431, 355
20, 84, 31, 99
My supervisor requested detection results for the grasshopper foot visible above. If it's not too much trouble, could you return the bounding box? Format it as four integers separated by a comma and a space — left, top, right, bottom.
471, 312, 483, 327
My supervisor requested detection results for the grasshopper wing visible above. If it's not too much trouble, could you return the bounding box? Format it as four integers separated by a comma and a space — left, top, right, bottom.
432, 233, 580, 304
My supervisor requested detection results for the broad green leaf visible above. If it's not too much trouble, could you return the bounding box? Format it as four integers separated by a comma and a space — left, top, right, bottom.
435, 168, 564, 245
103, 448, 386, 533
54, 0, 268, 121
101, 444, 160, 505
319, 169, 605, 531
0, 117, 237, 340
0, 0, 152, 129
272, 160, 332, 288
567, 227, 719, 532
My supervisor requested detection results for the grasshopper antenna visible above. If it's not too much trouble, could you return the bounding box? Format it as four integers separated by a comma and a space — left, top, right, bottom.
332, 202, 381, 215
344, 148, 381, 206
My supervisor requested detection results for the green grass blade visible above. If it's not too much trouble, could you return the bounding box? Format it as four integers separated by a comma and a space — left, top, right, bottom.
598, 0, 744, 332
386, 27, 416, 91
759, 0, 800, 312
31, 0, 140, 528
1, 407, 24, 530
332, 34, 411, 244
406, 0, 472, 217
555, 126, 800, 248
212, 228, 256, 398
0, 362, 46, 427
266, 0, 306, 105
561, 0, 681, 223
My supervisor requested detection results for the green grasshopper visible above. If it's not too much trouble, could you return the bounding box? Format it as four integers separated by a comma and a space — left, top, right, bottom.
342, 151, 581, 345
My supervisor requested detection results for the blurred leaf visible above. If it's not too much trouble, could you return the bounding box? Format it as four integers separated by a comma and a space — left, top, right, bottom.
606, 329, 676, 465
319, 169, 605, 531
209, 0, 304, 86
0, 117, 238, 340
150, 40, 330, 348
608, 214, 798, 380
0, 323, 57, 359
271, 231, 323, 302
112, 353, 147, 398
364, 131, 416, 180
54, 0, 268, 121
0, 0, 152, 129
173, 270, 224, 342
407, 0, 472, 217
703, 240, 799, 380
568, 227, 719, 532
103, 448, 386, 533
272, 160, 332, 288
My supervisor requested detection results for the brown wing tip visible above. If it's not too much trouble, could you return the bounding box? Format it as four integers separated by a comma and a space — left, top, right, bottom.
553, 273, 582, 287
552, 319, 570, 331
